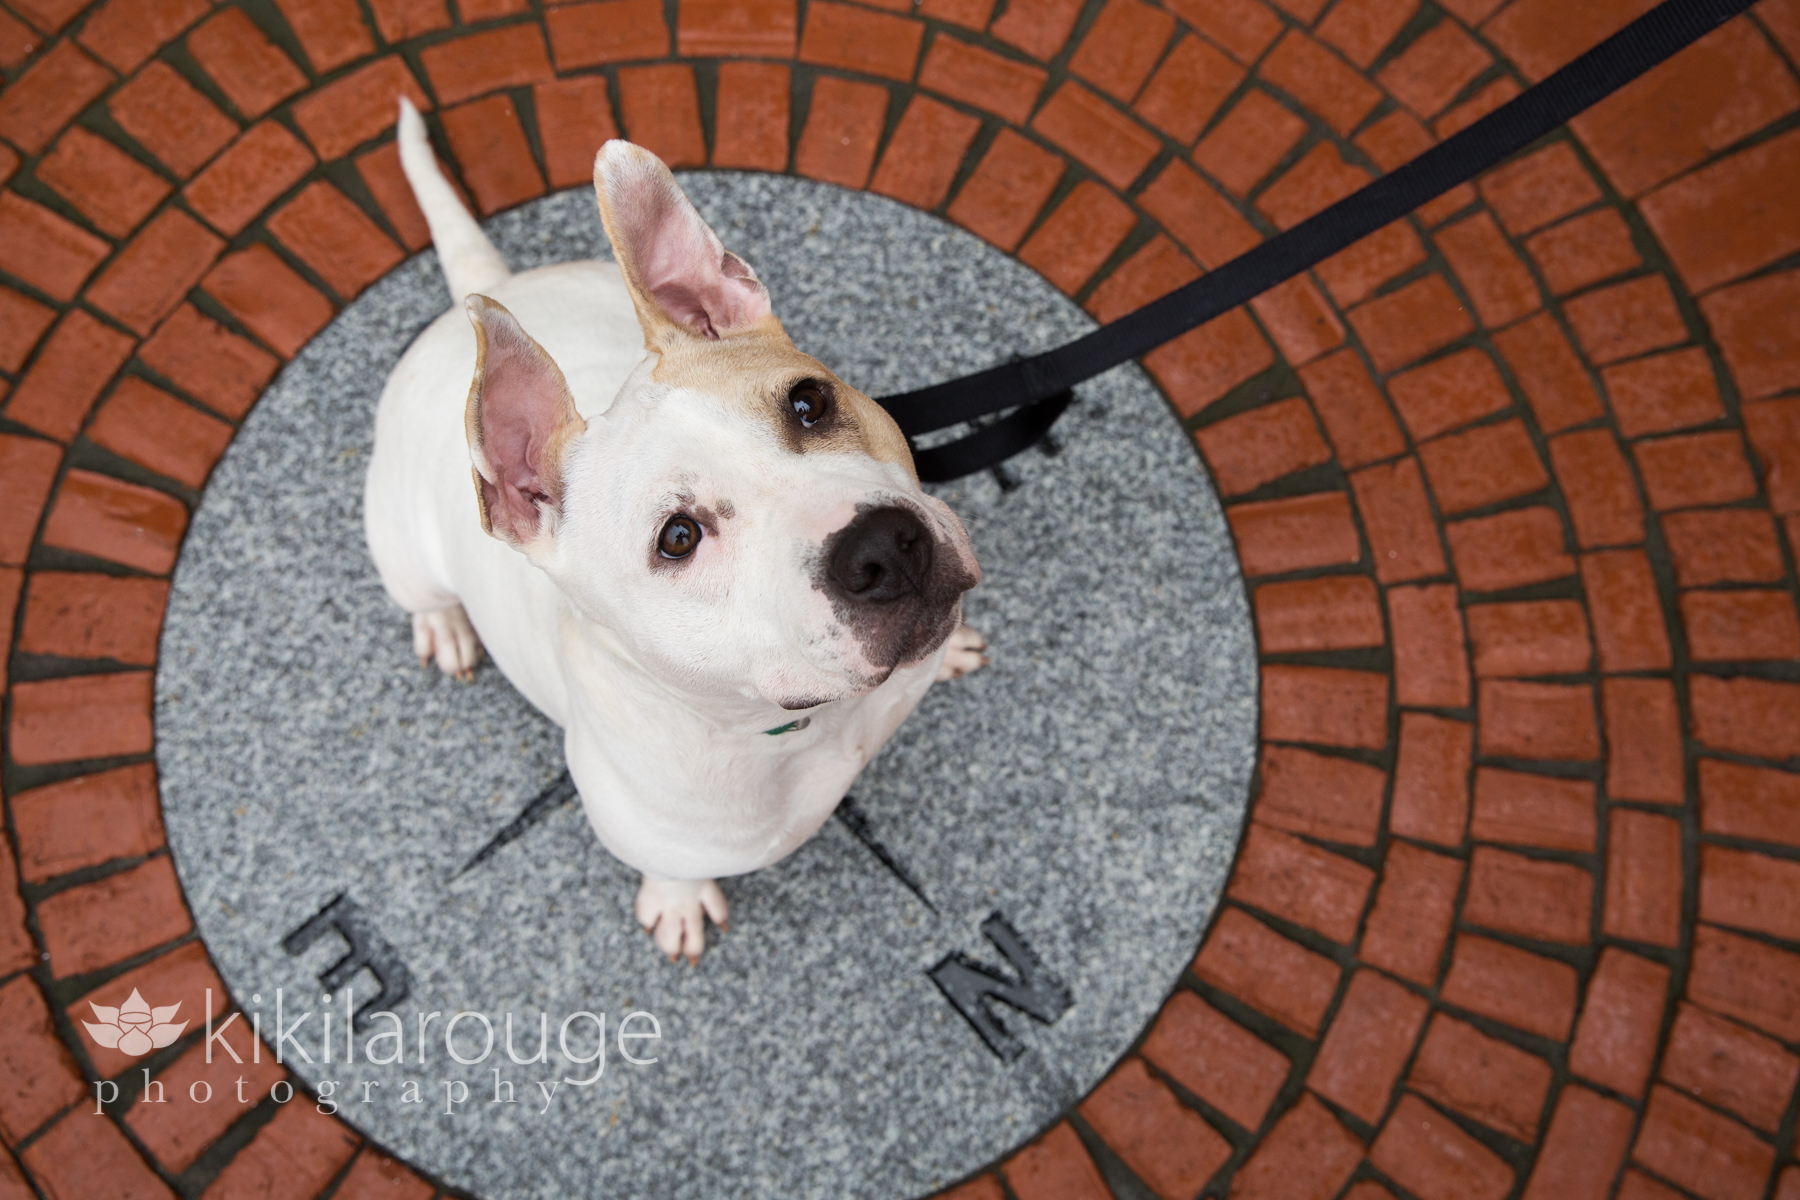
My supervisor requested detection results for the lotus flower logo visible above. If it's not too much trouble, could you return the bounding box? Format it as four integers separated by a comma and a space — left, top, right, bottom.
82, 989, 187, 1058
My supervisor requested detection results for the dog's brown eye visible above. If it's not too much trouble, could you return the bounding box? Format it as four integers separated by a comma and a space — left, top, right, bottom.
790, 382, 830, 428
659, 515, 701, 559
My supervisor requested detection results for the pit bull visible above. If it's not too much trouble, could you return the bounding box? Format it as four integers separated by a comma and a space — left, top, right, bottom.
364, 100, 985, 963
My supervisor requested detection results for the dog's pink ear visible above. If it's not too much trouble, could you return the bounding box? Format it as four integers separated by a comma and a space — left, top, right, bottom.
463, 294, 587, 548
592, 140, 773, 343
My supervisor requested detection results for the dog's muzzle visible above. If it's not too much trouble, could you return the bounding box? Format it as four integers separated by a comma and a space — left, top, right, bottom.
818, 504, 975, 674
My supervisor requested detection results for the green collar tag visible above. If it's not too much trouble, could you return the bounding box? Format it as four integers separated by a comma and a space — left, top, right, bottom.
762, 717, 812, 736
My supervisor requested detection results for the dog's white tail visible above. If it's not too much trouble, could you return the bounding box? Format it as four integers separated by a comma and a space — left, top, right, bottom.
396, 97, 510, 303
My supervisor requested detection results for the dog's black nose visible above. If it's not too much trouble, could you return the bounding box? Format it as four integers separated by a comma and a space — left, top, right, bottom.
827, 506, 932, 603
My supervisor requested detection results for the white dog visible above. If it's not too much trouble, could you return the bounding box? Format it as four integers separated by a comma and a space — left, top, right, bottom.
364, 101, 986, 963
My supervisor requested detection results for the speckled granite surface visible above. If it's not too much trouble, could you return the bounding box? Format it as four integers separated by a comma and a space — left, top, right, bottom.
156, 175, 1257, 1200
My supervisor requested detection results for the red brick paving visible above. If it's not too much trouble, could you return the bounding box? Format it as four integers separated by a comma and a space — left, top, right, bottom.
185, 121, 320, 238
1262, 29, 1382, 134
1470, 766, 1594, 850
1523, 1085, 1634, 1200
289, 57, 432, 161
35, 855, 190, 976
138, 303, 279, 420
1077, 1058, 1231, 1197
1552, 433, 1644, 547
0, 191, 111, 305
1139, 989, 1287, 1130
990, 0, 1083, 58
441, 95, 549, 215
795, 76, 888, 190
1196, 396, 1334, 495
73, 940, 231, 1079
1, 0, 1797, 1194
186, 8, 309, 120
124, 1017, 283, 1172
870, 95, 980, 209
1018, 182, 1137, 295
1194, 907, 1339, 1036
1031, 80, 1162, 189
40, 470, 188, 574
920, 35, 1047, 125
0, 42, 113, 154
1228, 1093, 1362, 1200
205, 1099, 361, 1197
1254, 576, 1385, 658
86, 209, 225, 336
108, 60, 239, 179
202, 244, 336, 359
1306, 968, 1427, 1123
0, 975, 87, 1143
1528, 206, 1643, 295
1635, 1084, 1776, 1200
1584, 15, 1792, 195
1258, 142, 1372, 229
1137, 161, 1261, 267
267, 180, 406, 301
1661, 1001, 1800, 1133
1372, 1092, 1514, 1200
1408, 1011, 1552, 1141
1194, 88, 1308, 197
948, 128, 1066, 251
11, 763, 165, 881
1391, 711, 1472, 847
1002, 1121, 1110, 1200
333, 1149, 437, 1200
0, 288, 56, 376
21, 1108, 175, 1198
6, 309, 136, 440
1442, 932, 1579, 1040
35, 126, 171, 240
1350, 458, 1449, 582
546, 0, 668, 70
712, 63, 791, 173
1361, 841, 1461, 987
616, 64, 705, 169
1133, 34, 1242, 143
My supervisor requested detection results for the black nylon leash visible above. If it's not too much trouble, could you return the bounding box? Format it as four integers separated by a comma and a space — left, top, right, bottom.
881, 0, 1756, 482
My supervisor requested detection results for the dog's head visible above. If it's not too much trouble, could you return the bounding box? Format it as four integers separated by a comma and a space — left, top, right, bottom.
460, 142, 979, 710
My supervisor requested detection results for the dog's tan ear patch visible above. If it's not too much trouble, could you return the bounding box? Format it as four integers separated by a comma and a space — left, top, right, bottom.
592, 141, 774, 346
464, 294, 586, 547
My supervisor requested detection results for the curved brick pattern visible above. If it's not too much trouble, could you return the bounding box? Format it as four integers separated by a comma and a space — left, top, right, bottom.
1, 0, 1798, 1192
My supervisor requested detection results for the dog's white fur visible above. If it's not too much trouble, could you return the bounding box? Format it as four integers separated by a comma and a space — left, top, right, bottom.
364, 101, 984, 961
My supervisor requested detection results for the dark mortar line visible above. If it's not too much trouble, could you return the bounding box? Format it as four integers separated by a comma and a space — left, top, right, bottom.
17, 848, 168, 903
1066, 1111, 1161, 1200
1364, 1, 1458, 80
1182, 360, 1308, 432
2, 749, 158, 803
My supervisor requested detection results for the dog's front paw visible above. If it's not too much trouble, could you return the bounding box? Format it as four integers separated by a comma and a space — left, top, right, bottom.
936, 624, 989, 682
413, 604, 483, 681
635, 876, 728, 964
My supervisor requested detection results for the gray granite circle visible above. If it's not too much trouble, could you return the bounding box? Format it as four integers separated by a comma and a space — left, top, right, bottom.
156, 175, 1257, 1200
